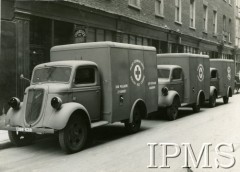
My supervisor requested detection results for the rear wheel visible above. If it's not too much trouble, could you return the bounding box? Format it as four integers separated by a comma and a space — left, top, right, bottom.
125, 108, 141, 134
192, 103, 200, 113
209, 93, 216, 108
223, 96, 229, 104
8, 131, 35, 146
59, 115, 88, 154
166, 98, 179, 121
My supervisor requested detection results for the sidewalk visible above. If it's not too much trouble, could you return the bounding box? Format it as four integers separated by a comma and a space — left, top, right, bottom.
0, 115, 9, 145
0, 130, 9, 144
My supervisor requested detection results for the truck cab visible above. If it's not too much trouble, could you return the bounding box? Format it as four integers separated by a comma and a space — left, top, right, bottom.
157, 53, 210, 121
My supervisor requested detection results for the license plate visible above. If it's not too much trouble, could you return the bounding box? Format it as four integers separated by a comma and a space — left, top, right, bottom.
16, 127, 33, 132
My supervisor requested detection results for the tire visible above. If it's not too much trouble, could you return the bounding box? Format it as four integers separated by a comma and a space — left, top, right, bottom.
59, 115, 88, 154
192, 103, 200, 113
125, 108, 142, 134
209, 93, 216, 108
223, 96, 229, 104
8, 131, 36, 147
166, 98, 179, 121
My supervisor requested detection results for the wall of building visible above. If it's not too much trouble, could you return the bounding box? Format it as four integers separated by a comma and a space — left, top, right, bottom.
66, 0, 235, 47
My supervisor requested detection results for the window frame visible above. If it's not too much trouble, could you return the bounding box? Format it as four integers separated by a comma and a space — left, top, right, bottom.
203, 5, 208, 33
213, 10, 218, 35
155, 0, 164, 17
128, 0, 141, 10
73, 66, 97, 87
171, 68, 183, 81
175, 0, 182, 23
189, 0, 196, 28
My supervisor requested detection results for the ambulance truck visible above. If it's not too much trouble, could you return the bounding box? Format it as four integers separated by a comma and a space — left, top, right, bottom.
157, 53, 210, 120
2, 42, 158, 153
209, 59, 235, 107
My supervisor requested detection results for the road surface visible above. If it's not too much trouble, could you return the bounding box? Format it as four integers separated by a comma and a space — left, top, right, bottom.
0, 94, 240, 172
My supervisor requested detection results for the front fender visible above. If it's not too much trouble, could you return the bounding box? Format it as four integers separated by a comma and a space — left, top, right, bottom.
5, 103, 24, 127
210, 86, 217, 97
227, 86, 232, 97
44, 102, 90, 130
158, 90, 179, 107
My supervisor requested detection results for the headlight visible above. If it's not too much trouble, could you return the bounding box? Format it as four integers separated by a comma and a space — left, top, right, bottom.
8, 97, 20, 110
162, 87, 168, 96
51, 97, 62, 110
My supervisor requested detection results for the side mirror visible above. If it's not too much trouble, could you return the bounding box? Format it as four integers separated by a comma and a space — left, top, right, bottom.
20, 74, 31, 83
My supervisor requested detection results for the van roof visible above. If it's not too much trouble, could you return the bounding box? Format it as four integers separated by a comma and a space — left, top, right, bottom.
35, 60, 97, 69
157, 53, 209, 59
210, 59, 234, 62
157, 65, 181, 70
51, 41, 156, 52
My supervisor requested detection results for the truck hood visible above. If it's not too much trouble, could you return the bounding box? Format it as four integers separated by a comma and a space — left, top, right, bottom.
26, 84, 71, 94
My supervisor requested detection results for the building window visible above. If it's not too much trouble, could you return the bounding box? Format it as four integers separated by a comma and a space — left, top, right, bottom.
175, 0, 182, 23
213, 10, 217, 35
190, 0, 195, 28
155, 0, 164, 17
223, 15, 226, 31
129, 0, 141, 8
228, 19, 232, 42
203, 5, 208, 32
223, 15, 227, 41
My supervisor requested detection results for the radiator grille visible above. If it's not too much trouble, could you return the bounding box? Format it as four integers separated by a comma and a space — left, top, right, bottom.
25, 89, 44, 125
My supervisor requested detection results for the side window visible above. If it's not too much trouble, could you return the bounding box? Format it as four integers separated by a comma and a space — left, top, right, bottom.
74, 67, 95, 85
172, 68, 182, 80
211, 70, 217, 79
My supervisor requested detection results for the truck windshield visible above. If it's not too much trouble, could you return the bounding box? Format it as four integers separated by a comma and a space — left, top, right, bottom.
158, 69, 170, 79
32, 66, 71, 84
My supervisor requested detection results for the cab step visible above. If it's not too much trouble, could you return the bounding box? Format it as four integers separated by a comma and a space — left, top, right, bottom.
91, 121, 109, 128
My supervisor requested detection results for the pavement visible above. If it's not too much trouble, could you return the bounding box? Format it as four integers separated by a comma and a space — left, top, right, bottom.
0, 114, 9, 145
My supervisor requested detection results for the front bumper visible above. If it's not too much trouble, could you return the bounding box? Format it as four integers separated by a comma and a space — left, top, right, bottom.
0, 125, 55, 134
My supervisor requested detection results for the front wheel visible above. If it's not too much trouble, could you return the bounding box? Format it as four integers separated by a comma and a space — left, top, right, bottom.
209, 94, 216, 108
125, 108, 141, 134
8, 131, 36, 147
223, 96, 229, 104
166, 98, 179, 121
59, 115, 88, 154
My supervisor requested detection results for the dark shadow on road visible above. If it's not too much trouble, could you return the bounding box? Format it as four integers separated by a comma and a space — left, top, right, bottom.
0, 124, 150, 154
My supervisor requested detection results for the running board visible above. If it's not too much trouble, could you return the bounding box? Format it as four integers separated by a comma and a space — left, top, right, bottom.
181, 103, 189, 107
91, 121, 109, 128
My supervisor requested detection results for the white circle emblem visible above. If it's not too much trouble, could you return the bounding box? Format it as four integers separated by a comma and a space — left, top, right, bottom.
227, 67, 231, 80
197, 64, 204, 82
134, 65, 142, 81
130, 60, 145, 86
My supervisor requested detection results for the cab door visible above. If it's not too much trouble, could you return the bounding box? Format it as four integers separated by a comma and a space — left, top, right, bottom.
170, 68, 184, 102
72, 66, 101, 121
210, 69, 219, 95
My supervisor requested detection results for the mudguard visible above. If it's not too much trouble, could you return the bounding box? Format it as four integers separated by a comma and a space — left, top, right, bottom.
196, 90, 205, 105
210, 86, 217, 97
5, 103, 24, 126
227, 86, 232, 97
129, 99, 146, 123
45, 102, 91, 130
158, 90, 179, 107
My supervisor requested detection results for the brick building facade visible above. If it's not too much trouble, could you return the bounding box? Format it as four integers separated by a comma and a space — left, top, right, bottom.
0, 0, 235, 113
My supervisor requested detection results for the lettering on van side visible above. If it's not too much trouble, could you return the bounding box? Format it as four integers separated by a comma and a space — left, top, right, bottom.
197, 64, 204, 82
148, 81, 157, 90
116, 84, 128, 94
130, 60, 145, 86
